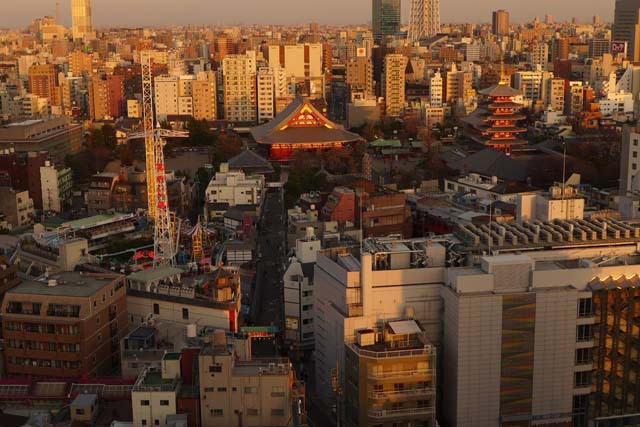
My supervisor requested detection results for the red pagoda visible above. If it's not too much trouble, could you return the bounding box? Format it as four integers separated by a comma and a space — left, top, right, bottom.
464, 84, 527, 155
250, 97, 363, 161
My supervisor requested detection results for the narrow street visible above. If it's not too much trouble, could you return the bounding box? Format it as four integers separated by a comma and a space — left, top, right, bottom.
250, 187, 286, 356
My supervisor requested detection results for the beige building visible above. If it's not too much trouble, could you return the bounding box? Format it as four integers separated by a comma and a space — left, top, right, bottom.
314, 238, 446, 420
131, 354, 181, 427
267, 44, 323, 96
257, 67, 276, 123
205, 163, 265, 217
544, 77, 565, 112
198, 332, 303, 427
71, 0, 93, 40
0, 187, 34, 228
223, 51, 257, 123
40, 160, 72, 213
346, 57, 375, 100
192, 71, 217, 121
382, 54, 408, 117
344, 320, 437, 427
128, 99, 142, 119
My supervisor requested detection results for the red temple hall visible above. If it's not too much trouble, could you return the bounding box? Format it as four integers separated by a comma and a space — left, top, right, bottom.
465, 84, 526, 155
250, 97, 363, 161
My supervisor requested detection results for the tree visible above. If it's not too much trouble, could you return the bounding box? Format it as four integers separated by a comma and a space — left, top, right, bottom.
213, 134, 243, 166
185, 118, 216, 146
117, 144, 134, 166
102, 124, 117, 150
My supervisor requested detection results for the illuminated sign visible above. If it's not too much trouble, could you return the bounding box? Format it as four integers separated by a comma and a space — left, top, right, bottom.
357, 47, 366, 57
612, 41, 628, 55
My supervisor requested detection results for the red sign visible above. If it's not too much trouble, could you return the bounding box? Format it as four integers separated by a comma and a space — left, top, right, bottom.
357, 47, 366, 57
612, 41, 628, 55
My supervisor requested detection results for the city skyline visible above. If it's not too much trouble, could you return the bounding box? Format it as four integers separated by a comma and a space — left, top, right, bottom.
0, 0, 615, 28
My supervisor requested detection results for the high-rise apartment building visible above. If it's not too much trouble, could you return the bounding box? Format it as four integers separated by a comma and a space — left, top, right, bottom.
88, 74, 125, 121
408, 0, 441, 42
28, 64, 58, 104
222, 51, 257, 123
620, 125, 640, 194
267, 44, 323, 97
192, 71, 217, 121
589, 38, 612, 58
553, 37, 570, 61
492, 9, 510, 36
614, 0, 640, 61
2, 271, 128, 377
372, 0, 401, 42
544, 77, 565, 112
71, 0, 93, 40
429, 70, 443, 107
257, 67, 276, 123
382, 54, 407, 117
530, 42, 549, 70
444, 63, 473, 104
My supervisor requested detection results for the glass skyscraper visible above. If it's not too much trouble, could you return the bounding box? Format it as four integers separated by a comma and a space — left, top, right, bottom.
372, 0, 401, 42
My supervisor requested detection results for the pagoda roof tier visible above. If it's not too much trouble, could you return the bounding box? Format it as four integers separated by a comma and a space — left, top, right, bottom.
251, 97, 363, 146
484, 126, 527, 133
479, 84, 523, 97
486, 114, 526, 121
485, 139, 528, 146
488, 102, 523, 109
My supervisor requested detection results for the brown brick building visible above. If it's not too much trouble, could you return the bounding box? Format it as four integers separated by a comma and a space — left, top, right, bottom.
2, 271, 128, 378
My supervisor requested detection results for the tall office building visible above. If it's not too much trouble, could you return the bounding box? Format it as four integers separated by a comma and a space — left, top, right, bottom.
614, 0, 640, 61
492, 9, 510, 36
71, 0, 93, 41
28, 64, 58, 105
408, 0, 441, 42
382, 54, 408, 117
346, 56, 375, 100
372, 0, 401, 42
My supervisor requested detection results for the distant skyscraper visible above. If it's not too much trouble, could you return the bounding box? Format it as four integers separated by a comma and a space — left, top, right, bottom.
492, 9, 510, 37
372, 0, 401, 42
613, 0, 640, 61
71, 0, 93, 40
408, 0, 440, 42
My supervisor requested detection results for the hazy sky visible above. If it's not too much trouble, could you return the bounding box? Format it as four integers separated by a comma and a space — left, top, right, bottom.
0, 0, 615, 28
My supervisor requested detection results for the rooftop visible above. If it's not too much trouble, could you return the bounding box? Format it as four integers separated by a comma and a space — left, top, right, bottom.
127, 267, 184, 284
7, 271, 120, 298
61, 213, 135, 230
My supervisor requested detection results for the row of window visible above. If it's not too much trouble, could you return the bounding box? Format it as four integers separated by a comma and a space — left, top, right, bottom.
140, 400, 169, 406
208, 408, 284, 417
5, 340, 80, 353
7, 357, 81, 369
202, 384, 285, 395
6, 302, 82, 318
152, 304, 189, 320
6, 322, 80, 335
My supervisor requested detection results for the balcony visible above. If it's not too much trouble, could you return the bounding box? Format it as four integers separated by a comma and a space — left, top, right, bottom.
368, 387, 435, 400
368, 368, 433, 381
368, 406, 435, 419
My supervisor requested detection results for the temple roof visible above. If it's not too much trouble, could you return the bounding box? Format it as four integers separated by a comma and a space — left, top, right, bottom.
251, 97, 362, 146
228, 149, 274, 174
479, 84, 522, 97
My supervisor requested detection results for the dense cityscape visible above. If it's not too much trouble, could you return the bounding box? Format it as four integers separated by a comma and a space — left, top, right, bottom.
1, 0, 640, 426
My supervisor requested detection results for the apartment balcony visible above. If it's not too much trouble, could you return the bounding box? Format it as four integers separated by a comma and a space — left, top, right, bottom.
368, 368, 433, 381
4, 330, 81, 345
6, 363, 84, 378
4, 347, 83, 362
367, 406, 435, 420
368, 387, 435, 400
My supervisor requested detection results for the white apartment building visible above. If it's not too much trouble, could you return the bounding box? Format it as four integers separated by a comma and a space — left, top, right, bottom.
620, 125, 640, 194
530, 42, 549, 70
205, 162, 265, 209
267, 43, 323, 96
283, 228, 321, 354
0, 187, 34, 228
223, 51, 257, 123
513, 71, 553, 108
257, 67, 276, 123
444, 173, 537, 204
544, 77, 565, 112
516, 183, 585, 222
429, 70, 443, 107
598, 91, 634, 116
154, 75, 179, 120
40, 160, 72, 213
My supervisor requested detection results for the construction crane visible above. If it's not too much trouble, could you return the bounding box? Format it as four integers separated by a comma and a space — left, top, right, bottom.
129, 51, 188, 267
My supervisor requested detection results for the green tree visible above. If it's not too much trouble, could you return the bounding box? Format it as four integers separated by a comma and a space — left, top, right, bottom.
186, 118, 216, 146
102, 124, 117, 149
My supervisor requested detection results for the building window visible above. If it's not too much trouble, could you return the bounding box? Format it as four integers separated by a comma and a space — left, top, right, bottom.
153, 303, 159, 315
160, 400, 169, 406
244, 386, 257, 394
574, 370, 592, 387
247, 408, 258, 416
75, 409, 85, 415
271, 386, 285, 397
141, 400, 150, 406
182, 308, 189, 320
141, 421, 147, 426
217, 387, 227, 392
271, 408, 285, 416
578, 298, 594, 317
577, 324, 594, 342
204, 387, 214, 392
96, 316, 100, 324
213, 409, 223, 416
576, 348, 593, 365
209, 365, 222, 373
154, 421, 159, 426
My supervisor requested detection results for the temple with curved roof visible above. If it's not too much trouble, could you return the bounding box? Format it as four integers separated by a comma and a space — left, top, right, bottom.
250, 97, 363, 161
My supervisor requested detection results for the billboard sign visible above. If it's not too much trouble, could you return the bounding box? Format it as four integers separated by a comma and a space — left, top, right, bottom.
612, 41, 628, 56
